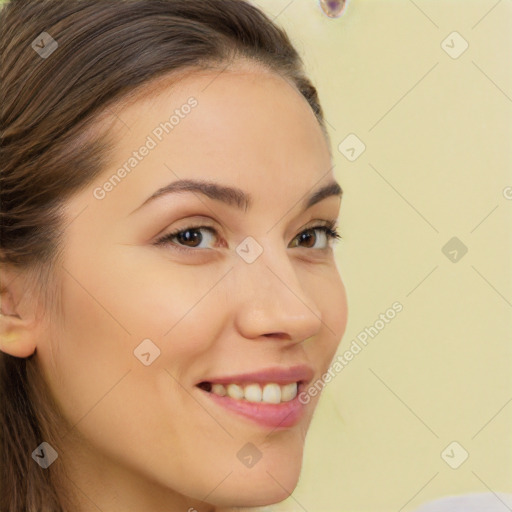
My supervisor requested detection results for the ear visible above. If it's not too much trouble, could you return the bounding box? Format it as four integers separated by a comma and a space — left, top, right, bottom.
0, 268, 39, 358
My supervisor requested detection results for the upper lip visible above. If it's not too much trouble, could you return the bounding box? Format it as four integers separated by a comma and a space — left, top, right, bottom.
197, 364, 315, 386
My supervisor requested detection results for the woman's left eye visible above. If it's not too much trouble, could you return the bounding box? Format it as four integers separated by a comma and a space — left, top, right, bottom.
154, 222, 341, 253
288, 224, 342, 250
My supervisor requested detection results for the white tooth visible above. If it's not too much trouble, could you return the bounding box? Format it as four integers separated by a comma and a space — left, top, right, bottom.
211, 383, 226, 396
243, 383, 262, 402
280, 382, 297, 402
262, 383, 281, 404
226, 383, 244, 400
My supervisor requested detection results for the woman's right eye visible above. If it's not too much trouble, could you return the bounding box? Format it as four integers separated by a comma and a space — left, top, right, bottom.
154, 226, 218, 252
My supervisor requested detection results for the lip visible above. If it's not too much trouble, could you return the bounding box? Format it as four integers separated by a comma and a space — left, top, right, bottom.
195, 364, 315, 429
196, 364, 315, 386
199, 381, 309, 429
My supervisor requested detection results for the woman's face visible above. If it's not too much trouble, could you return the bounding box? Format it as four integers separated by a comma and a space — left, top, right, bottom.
38, 63, 348, 511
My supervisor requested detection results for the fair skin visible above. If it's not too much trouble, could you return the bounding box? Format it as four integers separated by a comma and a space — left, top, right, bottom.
0, 61, 347, 511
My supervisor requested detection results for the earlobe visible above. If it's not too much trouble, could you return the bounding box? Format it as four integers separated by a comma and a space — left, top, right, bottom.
0, 276, 39, 358
0, 314, 38, 358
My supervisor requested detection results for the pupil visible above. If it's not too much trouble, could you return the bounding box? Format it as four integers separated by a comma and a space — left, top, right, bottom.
301, 229, 315, 248
178, 229, 202, 247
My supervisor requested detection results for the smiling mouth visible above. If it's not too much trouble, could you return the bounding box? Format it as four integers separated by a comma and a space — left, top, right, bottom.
194, 364, 314, 428
196, 380, 304, 404
196, 379, 309, 429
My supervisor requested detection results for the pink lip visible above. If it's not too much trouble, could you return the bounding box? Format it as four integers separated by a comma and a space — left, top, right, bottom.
195, 364, 315, 429
201, 382, 309, 429
198, 364, 314, 386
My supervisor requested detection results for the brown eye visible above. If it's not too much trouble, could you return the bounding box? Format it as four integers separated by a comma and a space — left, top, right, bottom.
289, 225, 341, 250
154, 226, 217, 251
296, 229, 317, 248
175, 228, 203, 248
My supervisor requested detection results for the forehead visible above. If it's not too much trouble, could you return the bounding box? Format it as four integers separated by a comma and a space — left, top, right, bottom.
86, 62, 333, 219
106, 60, 329, 160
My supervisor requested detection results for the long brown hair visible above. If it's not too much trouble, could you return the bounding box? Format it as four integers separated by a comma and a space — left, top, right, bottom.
0, 1, 327, 510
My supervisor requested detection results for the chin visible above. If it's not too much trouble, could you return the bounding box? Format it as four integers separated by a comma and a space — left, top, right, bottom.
212, 440, 305, 509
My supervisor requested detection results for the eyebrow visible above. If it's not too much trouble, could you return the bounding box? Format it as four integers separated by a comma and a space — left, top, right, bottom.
130, 178, 342, 215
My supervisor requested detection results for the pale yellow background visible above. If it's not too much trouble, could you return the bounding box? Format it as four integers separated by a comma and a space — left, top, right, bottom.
250, 0, 512, 511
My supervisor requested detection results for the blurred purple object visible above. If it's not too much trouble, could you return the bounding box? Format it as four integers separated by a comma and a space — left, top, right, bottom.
319, 0, 347, 18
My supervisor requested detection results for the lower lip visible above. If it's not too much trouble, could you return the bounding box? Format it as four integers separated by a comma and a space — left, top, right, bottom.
201, 386, 307, 429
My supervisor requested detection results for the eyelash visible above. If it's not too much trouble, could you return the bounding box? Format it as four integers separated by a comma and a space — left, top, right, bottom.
154, 220, 342, 254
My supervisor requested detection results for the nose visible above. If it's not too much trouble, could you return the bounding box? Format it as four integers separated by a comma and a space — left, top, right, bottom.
232, 242, 324, 344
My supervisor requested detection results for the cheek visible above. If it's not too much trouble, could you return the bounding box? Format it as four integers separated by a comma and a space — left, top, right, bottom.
100, 247, 226, 340
63, 253, 233, 434
43, 257, 225, 477
314, 269, 348, 352
44, 269, 134, 428
53, 254, 223, 394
